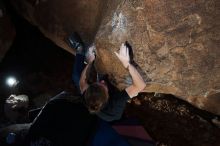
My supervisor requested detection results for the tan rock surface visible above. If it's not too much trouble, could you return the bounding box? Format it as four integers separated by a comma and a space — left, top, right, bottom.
95, 0, 220, 115
10, 0, 220, 115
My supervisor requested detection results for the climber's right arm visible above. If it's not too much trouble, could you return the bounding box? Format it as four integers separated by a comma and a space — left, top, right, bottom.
115, 43, 146, 98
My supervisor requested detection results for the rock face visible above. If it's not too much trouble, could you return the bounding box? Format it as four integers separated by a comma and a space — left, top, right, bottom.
0, 1, 15, 62
10, 0, 220, 115
95, 0, 220, 115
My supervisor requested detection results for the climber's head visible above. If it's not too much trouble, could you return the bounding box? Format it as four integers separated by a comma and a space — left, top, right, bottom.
84, 81, 109, 113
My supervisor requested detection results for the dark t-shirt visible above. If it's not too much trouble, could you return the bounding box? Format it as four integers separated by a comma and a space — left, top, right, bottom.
96, 77, 130, 122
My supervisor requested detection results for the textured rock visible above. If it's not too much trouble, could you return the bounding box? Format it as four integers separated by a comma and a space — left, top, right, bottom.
10, 0, 220, 115
0, 2, 16, 62
95, 0, 220, 115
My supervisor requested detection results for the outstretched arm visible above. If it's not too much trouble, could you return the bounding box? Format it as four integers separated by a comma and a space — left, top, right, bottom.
79, 46, 96, 94
115, 43, 146, 98
125, 64, 146, 98
79, 64, 90, 94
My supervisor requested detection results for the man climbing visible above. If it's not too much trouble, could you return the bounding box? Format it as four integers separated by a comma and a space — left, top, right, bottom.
23, 33, 137, 146
3, 32, 146, 146
69, 33, 146, 122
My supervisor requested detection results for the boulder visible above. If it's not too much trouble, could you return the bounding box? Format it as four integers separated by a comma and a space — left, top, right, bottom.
0, 1, 16, 62
95, 0, 220, 115
4, 94, 29, 122
10, 0, 220, 115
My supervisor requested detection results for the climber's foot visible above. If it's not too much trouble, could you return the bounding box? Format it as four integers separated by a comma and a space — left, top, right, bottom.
67, 32, 85, 55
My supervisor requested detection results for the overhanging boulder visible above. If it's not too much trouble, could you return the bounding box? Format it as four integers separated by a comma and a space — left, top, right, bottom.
10, 0, 220, 115
95, 0, 220, 115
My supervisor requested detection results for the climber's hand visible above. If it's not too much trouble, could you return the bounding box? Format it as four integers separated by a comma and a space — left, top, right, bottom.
86, 44, 96, 63
114, 43, 130, 68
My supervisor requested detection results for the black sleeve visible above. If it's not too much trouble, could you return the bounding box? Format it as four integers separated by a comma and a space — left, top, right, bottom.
117, 89, 130, 100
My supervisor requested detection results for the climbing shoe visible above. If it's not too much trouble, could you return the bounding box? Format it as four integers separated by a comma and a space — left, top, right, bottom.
67, 32, 85, 55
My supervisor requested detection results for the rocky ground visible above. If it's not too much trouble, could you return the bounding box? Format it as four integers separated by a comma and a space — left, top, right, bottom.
126, 94, 220, 146
0, 8, 219, 146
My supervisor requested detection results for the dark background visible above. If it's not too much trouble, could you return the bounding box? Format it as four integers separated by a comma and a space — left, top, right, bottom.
0, 1, 74, 123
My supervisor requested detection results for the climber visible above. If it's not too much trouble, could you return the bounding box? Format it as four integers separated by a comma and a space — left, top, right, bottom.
3, 33, 146, 146
69, 33, 146, 122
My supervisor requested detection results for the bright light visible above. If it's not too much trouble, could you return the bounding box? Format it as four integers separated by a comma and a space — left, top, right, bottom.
6, 77, 18, 87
